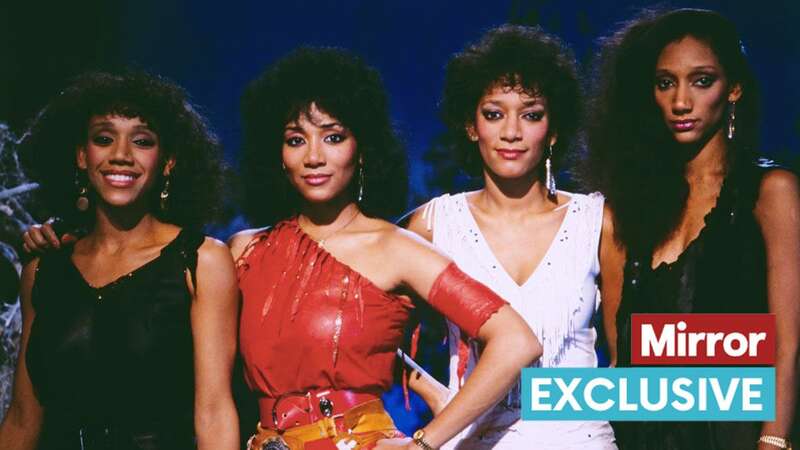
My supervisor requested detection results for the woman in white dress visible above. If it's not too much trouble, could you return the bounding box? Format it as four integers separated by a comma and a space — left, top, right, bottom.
405, 25, 623, 449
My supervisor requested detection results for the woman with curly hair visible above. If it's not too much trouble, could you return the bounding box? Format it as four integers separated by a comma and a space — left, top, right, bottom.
404, 25, 619, 449
0, 72, 240, 450
584, 9, 799, 450
229, 47, 540, 450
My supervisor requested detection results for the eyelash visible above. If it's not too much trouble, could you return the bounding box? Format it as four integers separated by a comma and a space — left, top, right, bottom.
523, 112, 544, 121
285, 134, 348, 147
91, 135, 156, 147
482, 110, 503, 121
92, 135, 113, 145
655, 75, 717, 90
656, 78, 674, 91
693, 76, 716, 87
481, 110, 544, 121
325, 134, 346, 144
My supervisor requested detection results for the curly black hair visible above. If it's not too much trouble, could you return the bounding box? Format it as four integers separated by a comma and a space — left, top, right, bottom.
582, 8, 760, 251
19, 71, 225, 229
240, 47, 408, 225
439, 24, 581, 179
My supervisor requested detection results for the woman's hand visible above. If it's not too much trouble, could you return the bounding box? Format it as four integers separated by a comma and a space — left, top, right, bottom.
407, 369, 450, 416
21, 219, 76, 253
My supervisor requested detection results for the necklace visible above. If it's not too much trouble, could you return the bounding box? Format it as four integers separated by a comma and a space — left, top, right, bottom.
299, 209, 360, 249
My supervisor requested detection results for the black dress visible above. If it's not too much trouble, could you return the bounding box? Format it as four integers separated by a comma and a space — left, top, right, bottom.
613, 160, 776, 450
26, 229, 205, 450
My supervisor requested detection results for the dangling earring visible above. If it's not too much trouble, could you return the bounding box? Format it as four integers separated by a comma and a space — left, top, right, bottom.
727, 101, 736, 140
160, 178, 170, 211
75, 171, 89, 211
357, 164, 365, 203
545, 144, 557, 198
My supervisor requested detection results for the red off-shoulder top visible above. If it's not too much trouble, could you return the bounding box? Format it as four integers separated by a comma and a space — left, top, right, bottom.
237, 218, 506, 399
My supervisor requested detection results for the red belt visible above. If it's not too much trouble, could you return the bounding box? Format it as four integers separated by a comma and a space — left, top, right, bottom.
258, 389, 380, 431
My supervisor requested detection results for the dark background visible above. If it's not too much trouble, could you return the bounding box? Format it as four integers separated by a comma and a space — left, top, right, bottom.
3, 0, 798, 435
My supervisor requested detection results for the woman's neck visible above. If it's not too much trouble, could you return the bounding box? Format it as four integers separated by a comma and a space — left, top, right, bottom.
477, 169, 556, 217
685, 130, 728, 187
300, 196, 360, 228
86, 203, 164, 253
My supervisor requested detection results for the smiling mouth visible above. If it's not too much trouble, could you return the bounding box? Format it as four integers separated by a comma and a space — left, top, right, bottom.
101, 171, 141, 187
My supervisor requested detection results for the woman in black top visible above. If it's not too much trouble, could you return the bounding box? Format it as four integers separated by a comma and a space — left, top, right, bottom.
0, 72, 239, 450
583, 9, 799, 450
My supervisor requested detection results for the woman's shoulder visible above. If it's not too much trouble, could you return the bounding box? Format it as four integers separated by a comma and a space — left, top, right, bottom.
754, 165, 800, 216
371, 217, 443, 257
564, 190, 605, 206
227, 226, 272, 260
403, 191, 477, 240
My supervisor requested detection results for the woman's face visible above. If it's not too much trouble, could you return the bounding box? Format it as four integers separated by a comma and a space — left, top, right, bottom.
469, 85, 554, 180
282, 103, 358, 205
653, 35, 742, 145
77, 115, 170, 210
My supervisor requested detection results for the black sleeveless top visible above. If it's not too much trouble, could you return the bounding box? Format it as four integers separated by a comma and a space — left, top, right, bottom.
26, 229, 205, 450
614, 161, 776, 450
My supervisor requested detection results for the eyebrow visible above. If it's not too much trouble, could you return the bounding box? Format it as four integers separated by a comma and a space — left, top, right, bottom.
284, 122, 344, 132
485, 99, 544, 107
88, 121, 153, 132
656, 65, 719, 74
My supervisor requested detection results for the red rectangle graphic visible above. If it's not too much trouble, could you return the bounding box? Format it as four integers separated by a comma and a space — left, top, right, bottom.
630, 314, 775, 365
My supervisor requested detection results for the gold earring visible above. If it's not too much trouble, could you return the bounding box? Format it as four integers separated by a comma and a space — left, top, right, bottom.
75, 170, 89, 211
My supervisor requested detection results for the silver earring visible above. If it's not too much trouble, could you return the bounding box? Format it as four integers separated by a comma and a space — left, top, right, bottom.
357, 164, 365, 202
545, 144, 556, 198
727, 101, 736, 140
160, 178, 170, 211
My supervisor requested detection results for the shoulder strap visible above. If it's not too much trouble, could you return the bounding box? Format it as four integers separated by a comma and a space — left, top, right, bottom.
163, 228, 206, 287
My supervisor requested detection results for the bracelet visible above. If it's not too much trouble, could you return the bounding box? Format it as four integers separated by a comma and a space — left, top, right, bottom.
412, 429, 436, 450
759, 435, 792, 450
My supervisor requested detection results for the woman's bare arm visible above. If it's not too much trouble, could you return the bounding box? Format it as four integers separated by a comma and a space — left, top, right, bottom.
376, 229, 541, 449
0, 260, 43, 450
190, 239, 240, 450
754, 169, 800, 447
598, 204, 625, 367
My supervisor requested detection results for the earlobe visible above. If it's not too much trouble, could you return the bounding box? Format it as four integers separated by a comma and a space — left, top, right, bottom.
76, 146, 87, 170
465, 124, 478, 142
728, 83, 743, 103
549, 135, 558, 148
163, 157, 176, 176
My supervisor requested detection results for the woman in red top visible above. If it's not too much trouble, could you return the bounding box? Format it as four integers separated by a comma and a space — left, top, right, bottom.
229, 48, 541, 450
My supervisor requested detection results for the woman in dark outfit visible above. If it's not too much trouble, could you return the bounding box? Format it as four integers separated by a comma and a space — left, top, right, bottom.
0, 72, 239, 450
584, 9, 799, 450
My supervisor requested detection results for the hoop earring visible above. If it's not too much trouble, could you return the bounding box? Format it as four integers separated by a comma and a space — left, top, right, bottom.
545, 144, 557, 198
357, 164, 365, 203
75, 171, 89, 211
727, 101, 736, 140
160, 178, 170, 211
